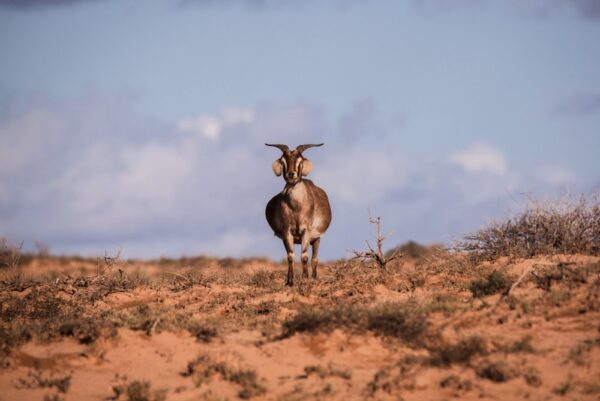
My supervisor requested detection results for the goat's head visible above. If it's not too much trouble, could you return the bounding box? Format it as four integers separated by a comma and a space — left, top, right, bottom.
265, 143, 323, 185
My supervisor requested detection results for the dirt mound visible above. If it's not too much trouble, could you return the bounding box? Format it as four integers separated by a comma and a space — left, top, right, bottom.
1, 253, 599, 400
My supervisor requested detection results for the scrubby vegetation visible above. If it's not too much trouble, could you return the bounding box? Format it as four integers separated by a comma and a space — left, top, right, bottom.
281, 300, 430, 346
1, 196, 599, 400
457, 196, 600, 261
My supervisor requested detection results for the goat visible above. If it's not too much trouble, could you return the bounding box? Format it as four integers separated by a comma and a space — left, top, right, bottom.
265, 143, 332, 286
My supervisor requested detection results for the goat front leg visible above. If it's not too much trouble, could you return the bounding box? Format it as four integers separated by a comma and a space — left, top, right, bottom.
311, 237, 320, 279
283, 232, 295, 286
301, 230, 310, 278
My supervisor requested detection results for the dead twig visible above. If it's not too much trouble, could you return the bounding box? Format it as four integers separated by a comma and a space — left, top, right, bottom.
352, 210, 403, 269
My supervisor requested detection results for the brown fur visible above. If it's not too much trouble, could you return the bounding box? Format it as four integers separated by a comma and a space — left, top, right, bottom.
265, 144, 332, 286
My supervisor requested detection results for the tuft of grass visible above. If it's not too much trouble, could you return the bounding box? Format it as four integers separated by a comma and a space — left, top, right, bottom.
280, 305, 361, 338
0, 325, 31, 366
301, 364, 352, 380
248, 269, 277, 288
457, 195, 600, 261
553, 381, 572, 396
111, 380, 167, 401
428, 336, 487, 366
581, 381, 600, 394
281, 301, 431, 347
476, 360, 518, 382
187, 321, 218, 343
365, 301, 429, 345
469, 270, 511, 298
18, 369, 72, 393
183, 354, 266, 399
506, 335, 536, 353
523, 367, 542, 387
439, 375, 472, 391
567, 337, 600, 365
164, 269, 210, 292
59, 318, 116, 344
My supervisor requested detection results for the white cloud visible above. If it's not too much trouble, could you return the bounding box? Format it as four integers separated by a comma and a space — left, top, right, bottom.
448, 142, 508, 176
538, 165, 577, 186
176, 107, 255, 140
0, 93, 586, 259
317, 146, 409, 207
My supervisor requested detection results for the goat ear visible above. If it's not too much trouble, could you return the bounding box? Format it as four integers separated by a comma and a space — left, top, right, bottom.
272, 159, 283, 176
301, 159, 313, 176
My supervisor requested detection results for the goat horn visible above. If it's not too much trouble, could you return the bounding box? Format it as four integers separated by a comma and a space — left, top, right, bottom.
265, 143, 289, 152
296, 143, 324, 153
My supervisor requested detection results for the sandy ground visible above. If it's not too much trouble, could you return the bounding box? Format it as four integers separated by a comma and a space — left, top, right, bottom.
1, 252, 599, 401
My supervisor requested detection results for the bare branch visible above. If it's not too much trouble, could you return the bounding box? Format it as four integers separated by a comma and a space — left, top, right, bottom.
352, 211, 403, 269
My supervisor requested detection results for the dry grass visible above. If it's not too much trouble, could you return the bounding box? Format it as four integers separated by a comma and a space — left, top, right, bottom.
428, 335, 488, 366
112, 379, 167, 401
281, 300, 431, 346
469, 270, 512, 298
183, 354, 266, 399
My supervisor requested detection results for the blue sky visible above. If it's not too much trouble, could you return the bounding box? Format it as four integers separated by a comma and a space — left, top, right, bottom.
1, 0, 599, 259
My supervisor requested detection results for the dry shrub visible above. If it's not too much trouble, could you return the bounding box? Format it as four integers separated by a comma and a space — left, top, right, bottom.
428, 336, 487, 366
531, 262, 591, 291
183, 354, 266, 399
0, 325, 31, 366
457, 195, 600, 261
469, 270, 512, 298
439, 375, 472, 391
187, 320, 218, 343
476, 360, 519, 382
59, 318, 116, 344
505, 335, 536, 353
112, 379, 167, 401
386, 241, 441, 261
18, 369, 72, 393
280, 305, 361, 338
108, 304, 190, 336
365, 301, 430, 345
301, 364, 352, 380
524, 367, 542, 387
281, 301, 431, 346
1, 287, 88, 343
567, 337, 600, 365
248, 269, 277, 288
165, 269, 210, 292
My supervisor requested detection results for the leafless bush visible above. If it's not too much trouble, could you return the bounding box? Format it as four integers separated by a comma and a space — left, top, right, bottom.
0, 238, 23, 269
352, 211, 402, 269
456, 195, 600, 261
